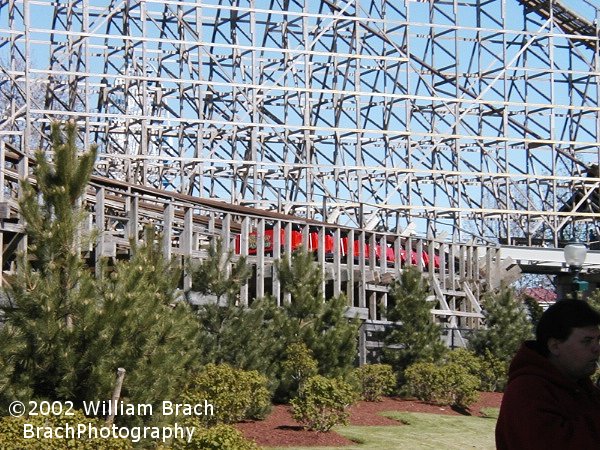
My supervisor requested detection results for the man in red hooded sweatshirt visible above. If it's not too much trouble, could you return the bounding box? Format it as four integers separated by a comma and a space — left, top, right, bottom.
496, 299, 600, 450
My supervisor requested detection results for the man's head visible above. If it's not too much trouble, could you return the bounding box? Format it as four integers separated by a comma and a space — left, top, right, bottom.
536, 300, 600, 381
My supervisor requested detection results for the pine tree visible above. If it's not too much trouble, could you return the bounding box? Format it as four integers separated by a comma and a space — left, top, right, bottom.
0, 123, 201, 418
190, 239, 279, 375
468, 286, 533, 363
84, 230, 201, 419
189, 238, 252, 304
195, 296, 281, 376
0, 122, 97, 402
382, 266, 446, 384
276, 250, 360, 380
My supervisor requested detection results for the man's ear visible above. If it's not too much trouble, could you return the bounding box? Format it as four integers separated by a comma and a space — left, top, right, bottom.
547, 338, 562, 356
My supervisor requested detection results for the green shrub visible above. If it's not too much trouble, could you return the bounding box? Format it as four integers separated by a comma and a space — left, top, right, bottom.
291, 375, 357, 432
442, 348, 507, 393
169, 423, 260, 450
403, 362, 443, 403
478, 349, 509, 392
242, 371, 272, 421
404, 361, 479, 409
281, 342, 318, 398
468, 287, 532, 365
183, 363, 271, 426
444, 348, 484, 390
0, 410, 132, 450
440, 363, 480, 409
443, 348, 481, 373
353, 364, 396, 402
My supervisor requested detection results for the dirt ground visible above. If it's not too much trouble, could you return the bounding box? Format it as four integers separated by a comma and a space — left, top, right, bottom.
235, 392, 503, 448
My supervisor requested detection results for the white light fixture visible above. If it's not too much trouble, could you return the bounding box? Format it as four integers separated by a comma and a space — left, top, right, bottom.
564, 242, 589, 300
564, 242, 588, 270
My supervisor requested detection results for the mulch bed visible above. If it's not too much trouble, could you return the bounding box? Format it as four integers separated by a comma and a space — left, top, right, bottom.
236, 392, 503, 447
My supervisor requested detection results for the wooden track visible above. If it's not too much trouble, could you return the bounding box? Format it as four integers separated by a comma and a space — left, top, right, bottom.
519, 0, 598, 50
1, 142, 505, 355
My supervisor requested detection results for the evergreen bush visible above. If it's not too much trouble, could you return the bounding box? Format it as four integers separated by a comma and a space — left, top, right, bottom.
352, 364, 396, 402
281, 342, 318, 399
523, 296, 544, 328
188, 237, 252, 305
404, 361, 479, 409
195, 296, 281, 378
442, 348, 504, 392
403, 362, 442, 403
467, 287, 532, 391
443, 348, 481, 372
89, 231, 202, 423
183, 364, 271, 426
190, 239, 282, 379
276, 250, 360, 380
191, 248, 361, 404
468, 287, 532, 364
478, 349, 509, 392
0, 122, 98, 405
440, 363, 480, 409
290, 375, 357, 432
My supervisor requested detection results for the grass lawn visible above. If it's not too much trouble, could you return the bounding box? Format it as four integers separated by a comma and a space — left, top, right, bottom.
267, 409, 499, 450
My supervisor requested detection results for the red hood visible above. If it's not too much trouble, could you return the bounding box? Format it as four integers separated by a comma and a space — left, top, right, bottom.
508, 340, 594, 392
497, 341, 600, 450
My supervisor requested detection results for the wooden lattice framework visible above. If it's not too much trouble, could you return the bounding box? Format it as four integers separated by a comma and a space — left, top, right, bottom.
1, 0, 599, 245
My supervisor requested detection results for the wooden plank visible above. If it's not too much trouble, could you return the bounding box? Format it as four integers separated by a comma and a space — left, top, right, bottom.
256, 219, 265, 300
347, 229, 355, 307
0, 202, 10, 219
163, 203, 173, 260
346, 306, 369, 320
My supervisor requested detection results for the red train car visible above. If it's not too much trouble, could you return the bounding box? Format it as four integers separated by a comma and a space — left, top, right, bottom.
235, 228, 440, 270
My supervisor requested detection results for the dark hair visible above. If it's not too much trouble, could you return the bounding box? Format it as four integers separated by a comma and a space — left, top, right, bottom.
536, 300, 600, 356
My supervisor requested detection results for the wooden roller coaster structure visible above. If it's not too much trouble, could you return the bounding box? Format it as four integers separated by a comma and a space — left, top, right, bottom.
0, 140, 509, 358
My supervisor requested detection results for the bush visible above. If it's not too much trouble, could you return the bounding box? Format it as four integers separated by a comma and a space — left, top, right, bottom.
468, 287, 532, 365
291, 375, 357, 432
443, 348, 481, 372
281, 342, 318, 398
479, 349, 509, 392
0, 125, 201, 416
0, 410, 132, 450
403, 362, 444, 403
183, 363, 271, 426
440, 363, 480, 409
442, 348, 507, 393
353, 364, 396, 401
404, 361, 479, 409
169, 423, 260, 450
444, 348, 484, 389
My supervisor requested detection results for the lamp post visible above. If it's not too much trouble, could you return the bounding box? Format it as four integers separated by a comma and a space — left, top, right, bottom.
564, 242, 588, 300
